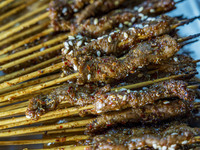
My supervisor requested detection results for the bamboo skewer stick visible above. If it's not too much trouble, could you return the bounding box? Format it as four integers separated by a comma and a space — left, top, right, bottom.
0, 27, 54, 56
37, 145, 91, 150
112, 72, 197, 91
0, 22, 49, 47
0, 11, 49, 41
0, 101, 29, 112
0, 73, 78, 102
0, 105, 94, 127
0, 0, 37, 22
0, 73, 60, 95
0, 61, 64, 89
0, 4, 48, 32
0, 56, 62, 83
0, 43, 64, 70
0, 107, 27, 118
0, 85, 61, 108
0, 34, 68, 64
0, 135, 89, 145
0, 0, 15, 9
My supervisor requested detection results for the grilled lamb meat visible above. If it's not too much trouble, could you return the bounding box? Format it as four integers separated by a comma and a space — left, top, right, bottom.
49, 0, 175, 32
86, 99, 191, 133
84, 123, 200, 150
26, 80, 195, 119
67, 35, 180, 84
62, 15, 177, 59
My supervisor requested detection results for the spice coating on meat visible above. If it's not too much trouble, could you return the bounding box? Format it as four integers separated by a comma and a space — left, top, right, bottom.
92, 80, 195, 114
49, 0, 92, 31
85, 123, 200, 150
69, 35, 179, 84
76, 0, 126, 24
26, 80, 195, 119
75, 0, 175, 37
26, 83, 102, 119
86, 99, 190, 133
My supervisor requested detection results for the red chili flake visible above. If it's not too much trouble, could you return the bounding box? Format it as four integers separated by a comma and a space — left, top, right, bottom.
60, 126, 63, 129
106, 123, 112, 127
97, 69, 101, 74
64, 62, 68, 66
87, 65, 91, 71
67, 86, 73, 92
39, 70, 43, 73
88, 124, 93, 130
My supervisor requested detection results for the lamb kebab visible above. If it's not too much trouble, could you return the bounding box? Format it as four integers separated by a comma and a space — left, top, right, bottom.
26, 80, 196, 119
83, 122, 200, 150
86, 99, 192, 134
49, 0, 176, 32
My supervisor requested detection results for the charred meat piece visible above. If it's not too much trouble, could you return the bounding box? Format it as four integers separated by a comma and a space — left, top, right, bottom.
49, 0, 175, 32
63, 15, 177, 59
75, 0, 176, 37
91, 80, 195, 114
68, 35, 180, 84
86, 99, 191, 133
26, 83, 103, 119
26, 80, 195, 119
76, 0, 126, 24
49, 0, 92, 31
85, 123, 200, 150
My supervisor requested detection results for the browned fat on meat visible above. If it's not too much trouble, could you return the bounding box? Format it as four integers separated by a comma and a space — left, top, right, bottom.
86, 99, 191, 133
69, 34, 180, 84
84, 123, 200, 150
26, 80, 195, 119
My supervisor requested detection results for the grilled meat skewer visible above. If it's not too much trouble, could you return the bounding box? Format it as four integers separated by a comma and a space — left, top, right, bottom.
84, 123, 200, 150
26, 80, 195, 119
67, 34, 180, 84
86, 99, 191, 134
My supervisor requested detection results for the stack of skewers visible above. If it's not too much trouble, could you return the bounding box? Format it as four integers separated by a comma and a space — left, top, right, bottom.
0, 0, 200, 149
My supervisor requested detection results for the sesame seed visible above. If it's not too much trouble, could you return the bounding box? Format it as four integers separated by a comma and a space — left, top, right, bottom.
68, 41, 73, 46
138, 13, 144, 18
173, 57, 178, 62
91, 39, 95, 41
162, 146, 167, 150
124, 21, 130, 25
134, 6, 138, 11
76, 35, 83, 39
94, 18, 98, 25
98, 36, 104, 40
182, 140, 188, 145
87, 74, 91, 80
62, 7, 67, 14
131, 17, 136, 23
170, 144, 176, 148
64, 41, 69, 49
117, 95, 123, 99
124, 32, 128, 39
68, 36, 75, 40
85, 42, 88, 45
77, 40, 83, 47
68, 50, 73, 55
138, 66, 143, 68
127, 89, 131, 93
152, 144, 157, 149
119, 23, 123, 28
138, 7, 144, 12
97, 51, 101, 57
74, 8, 78, 12
108, 36, 112, 43
142, 87, 148, 90
73, 64, 78, 71
150, 9, 155, 13
123, 95, 127, 101
171, 133, 178, 136
62, 49, 68, 55
163, 101, 170, 104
